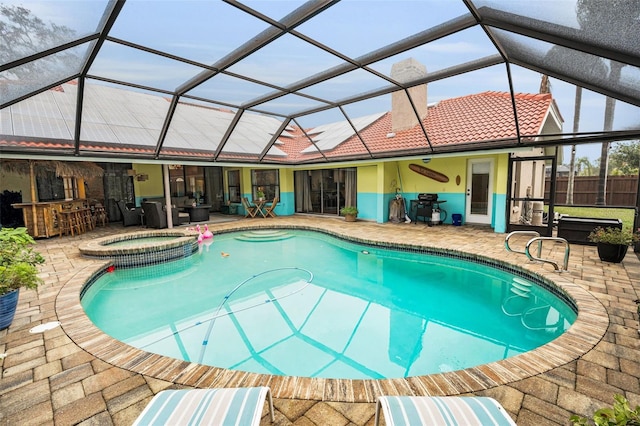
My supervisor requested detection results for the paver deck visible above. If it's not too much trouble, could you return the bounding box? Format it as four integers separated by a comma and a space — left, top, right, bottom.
1, 215, 639, 425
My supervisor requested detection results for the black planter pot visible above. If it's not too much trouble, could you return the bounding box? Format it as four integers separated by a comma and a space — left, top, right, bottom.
596, 242, 629, 263
0, 289, 20, 330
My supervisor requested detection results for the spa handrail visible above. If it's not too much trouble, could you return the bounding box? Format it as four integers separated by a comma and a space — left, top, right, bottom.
505, 231, 542, 258
505, 231, 570, 272
525, 237, 570, 272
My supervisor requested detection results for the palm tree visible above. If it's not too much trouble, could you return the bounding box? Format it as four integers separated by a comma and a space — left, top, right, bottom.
575, 157, 596, 176
595, 63, 624, 205
575, 0, 637, 204
566, 86, 582, 205
0, 5, 77, 97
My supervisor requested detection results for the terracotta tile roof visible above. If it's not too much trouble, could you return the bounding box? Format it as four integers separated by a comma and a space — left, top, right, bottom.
0, 138, 75, 150
281, 91, 555, 161
50, 79, 78, 92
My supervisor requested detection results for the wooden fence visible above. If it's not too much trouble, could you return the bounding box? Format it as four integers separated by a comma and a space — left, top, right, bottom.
544, 175, 638, 206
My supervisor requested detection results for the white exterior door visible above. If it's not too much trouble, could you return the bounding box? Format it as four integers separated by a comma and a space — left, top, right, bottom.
466, 159, 494, 224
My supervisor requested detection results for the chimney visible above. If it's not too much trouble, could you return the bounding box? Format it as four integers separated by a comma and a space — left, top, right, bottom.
539, 74, 551, 94
391, 58, 427, 132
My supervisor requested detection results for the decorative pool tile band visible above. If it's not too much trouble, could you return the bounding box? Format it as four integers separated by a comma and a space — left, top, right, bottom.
84, 245, 196, 268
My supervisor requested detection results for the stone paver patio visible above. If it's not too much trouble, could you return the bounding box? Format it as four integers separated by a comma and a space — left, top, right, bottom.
1, 215, 639, 425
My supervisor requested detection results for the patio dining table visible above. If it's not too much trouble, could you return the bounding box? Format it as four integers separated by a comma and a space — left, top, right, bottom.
184, 205, 211, 222
252, 199, 267, 218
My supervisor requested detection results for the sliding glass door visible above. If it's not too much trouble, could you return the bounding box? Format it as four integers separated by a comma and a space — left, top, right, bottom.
294, 168, 356, 215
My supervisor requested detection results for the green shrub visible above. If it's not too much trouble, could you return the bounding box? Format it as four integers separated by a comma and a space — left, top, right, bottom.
570, 394, 640, 426
0, 227, 44, 295
587, 227, 639, 246
340, 206, 358, 216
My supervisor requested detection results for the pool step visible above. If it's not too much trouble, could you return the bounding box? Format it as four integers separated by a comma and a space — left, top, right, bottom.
235, 230, 293, 242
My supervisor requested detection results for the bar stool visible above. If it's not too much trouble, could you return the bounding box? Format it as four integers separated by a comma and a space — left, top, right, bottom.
66, 209, 83, 236
93, 204, 108, 227
89, 208, 98, 229
82, 207, 94, 231
55, 209, 71, 237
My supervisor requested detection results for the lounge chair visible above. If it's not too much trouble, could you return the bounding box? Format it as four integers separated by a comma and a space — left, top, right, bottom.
142, 201, 180, 229
242, 197, 258, 218
264, 196, 279, 218
374, 395, 516, 426
133, 387, 274, 426
116, 200, 142, 226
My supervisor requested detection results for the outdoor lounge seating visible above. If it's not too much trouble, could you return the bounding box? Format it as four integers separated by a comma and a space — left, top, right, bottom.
374, 395, 516, 426
116, 200, 142, 227
178, 211, 191, 224
142, 201, 180, 229
242, 197, 258, 218
132, 387, 274, 426
144, 196, 196, 213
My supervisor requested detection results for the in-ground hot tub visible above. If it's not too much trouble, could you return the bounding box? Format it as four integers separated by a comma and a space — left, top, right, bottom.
78, 230, 199, 267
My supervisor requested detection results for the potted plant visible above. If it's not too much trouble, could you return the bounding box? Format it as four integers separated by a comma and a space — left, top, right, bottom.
0, 227, 44, 329
340, 206, 358, 222
587, 226, 639, 263
256, 187, 265, 201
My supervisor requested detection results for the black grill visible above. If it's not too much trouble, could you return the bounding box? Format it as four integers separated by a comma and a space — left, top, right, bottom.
418, 193, 438, 202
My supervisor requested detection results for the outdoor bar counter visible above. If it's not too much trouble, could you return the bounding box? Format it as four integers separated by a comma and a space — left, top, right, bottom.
12, 199, 87, 238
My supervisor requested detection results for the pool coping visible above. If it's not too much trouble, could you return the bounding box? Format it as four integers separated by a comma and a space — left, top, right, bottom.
56, 223, 609, 403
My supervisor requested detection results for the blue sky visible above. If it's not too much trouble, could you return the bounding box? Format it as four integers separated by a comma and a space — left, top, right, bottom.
5, 0, 639, 163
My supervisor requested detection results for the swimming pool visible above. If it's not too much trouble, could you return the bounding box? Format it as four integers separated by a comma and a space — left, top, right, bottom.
81, 229, 576, 380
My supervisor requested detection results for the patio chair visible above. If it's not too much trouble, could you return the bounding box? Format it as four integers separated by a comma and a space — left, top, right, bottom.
374, 395, 516, 426
116, 200, 142, 227
264, 196, 279, 218
132, 387, 274, 426
93, 203, 108, 227
242, 197, 258, 218
142, 201, 180, 229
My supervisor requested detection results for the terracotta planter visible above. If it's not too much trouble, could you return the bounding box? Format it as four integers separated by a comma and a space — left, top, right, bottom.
0, 289, 19, 330
596, 242, 629, 263
344, 214, 357, 222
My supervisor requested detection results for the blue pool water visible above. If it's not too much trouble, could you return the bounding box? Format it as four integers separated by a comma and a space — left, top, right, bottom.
81, 229, 576, 380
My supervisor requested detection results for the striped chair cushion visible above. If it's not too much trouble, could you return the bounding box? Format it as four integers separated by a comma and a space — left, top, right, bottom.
133, 387, 272, 426
376, 396, 517, 426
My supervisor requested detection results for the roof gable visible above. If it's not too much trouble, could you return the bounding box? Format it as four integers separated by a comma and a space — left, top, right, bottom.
279, 91, 555, 160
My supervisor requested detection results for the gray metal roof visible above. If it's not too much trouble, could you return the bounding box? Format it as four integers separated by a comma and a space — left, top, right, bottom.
0, 0, 638, 165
